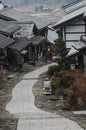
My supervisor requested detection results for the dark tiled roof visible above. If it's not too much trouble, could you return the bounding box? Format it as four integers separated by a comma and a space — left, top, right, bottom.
0, 34, 14, 49
31, 36, 45, 45
12, 21, 35, 39
0, 19, 21, 36
9, 38, 31, 51
9, 36, 46, 51
0, 7, 49, 30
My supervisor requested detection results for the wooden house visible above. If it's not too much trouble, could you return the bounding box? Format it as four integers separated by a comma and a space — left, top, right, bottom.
53, 0, 86, 49
0, 3, 54, 64
0, 34, 14, 67
0, 18, 21, 37
66, 35, 86, 70
8, 36, 53, 62
0, 6, 48, 30
7, 38, 31, 66
53, 0, 86, 70
12, 21, 53, 61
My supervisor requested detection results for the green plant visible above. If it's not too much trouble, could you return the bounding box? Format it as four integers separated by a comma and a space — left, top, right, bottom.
58, 70, 74, 88
54, 38, 66, 57
58, 58, 70, 70
50, 79, 59, 94
64, 71, 86, 110
64, 88, 73, 99
47, 65, 59, 76
58, 70, 70, 77
72, 74, 86, 108
68, 93, 78, 110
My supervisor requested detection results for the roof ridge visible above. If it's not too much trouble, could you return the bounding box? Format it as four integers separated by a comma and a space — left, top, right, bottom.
66, 5, 86, 14
63, 0, 84, 9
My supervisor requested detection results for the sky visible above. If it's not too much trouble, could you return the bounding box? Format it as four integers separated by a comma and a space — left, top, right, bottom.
4, 0, 76, 7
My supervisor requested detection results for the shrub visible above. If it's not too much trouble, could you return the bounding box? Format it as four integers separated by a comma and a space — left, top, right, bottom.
58, 70, 71, 77
65, 71, 86, 110
58, 70, 74, 88
50, 70, 74, 95
54, 38, 66, 57
50, 79, 59, 94
64, 88, 78, 110
68, 93, 78, 110
72, 75, 86, 108
58, 58, 70, 70
47, 65, 59, 76
64, 88, 73, 98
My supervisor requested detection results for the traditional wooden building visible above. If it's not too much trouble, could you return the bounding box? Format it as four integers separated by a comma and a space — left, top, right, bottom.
8, 38, 31, 65
0, 18, 21, 37
0, 34, 14, 51
66, 35, 86, 70
8, 36, 53, 62
0, 6, 48, 30
53, 0, 86, 49
0, 1, 54, 67
53, 0, 86, 71
0, 34, 14, 66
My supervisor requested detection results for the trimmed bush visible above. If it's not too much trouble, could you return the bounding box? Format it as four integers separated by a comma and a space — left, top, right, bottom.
47, 65, 59, 76
58, 70, 74, 88
64, 71, 86, 110
50, 79, 59, 94
72, 74, 86, 109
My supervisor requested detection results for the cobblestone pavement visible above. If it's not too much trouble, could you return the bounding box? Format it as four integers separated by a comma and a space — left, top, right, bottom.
6, 63, 84, 130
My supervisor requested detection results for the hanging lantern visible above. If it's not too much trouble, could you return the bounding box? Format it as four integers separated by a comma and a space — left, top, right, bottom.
48, 47, 51, 52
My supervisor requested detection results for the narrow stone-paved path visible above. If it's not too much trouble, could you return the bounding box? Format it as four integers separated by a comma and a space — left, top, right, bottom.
6, 63, 84, 130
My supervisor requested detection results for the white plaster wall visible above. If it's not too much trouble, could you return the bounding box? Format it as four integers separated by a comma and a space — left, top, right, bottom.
66, 25, 85, 33
66, 41, 74, 48
65, 20, 85, 48
66, 33, 83, 41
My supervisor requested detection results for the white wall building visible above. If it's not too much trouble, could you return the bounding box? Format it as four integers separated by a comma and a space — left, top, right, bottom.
53, 0, 86, 71
53, 0, 86, 49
